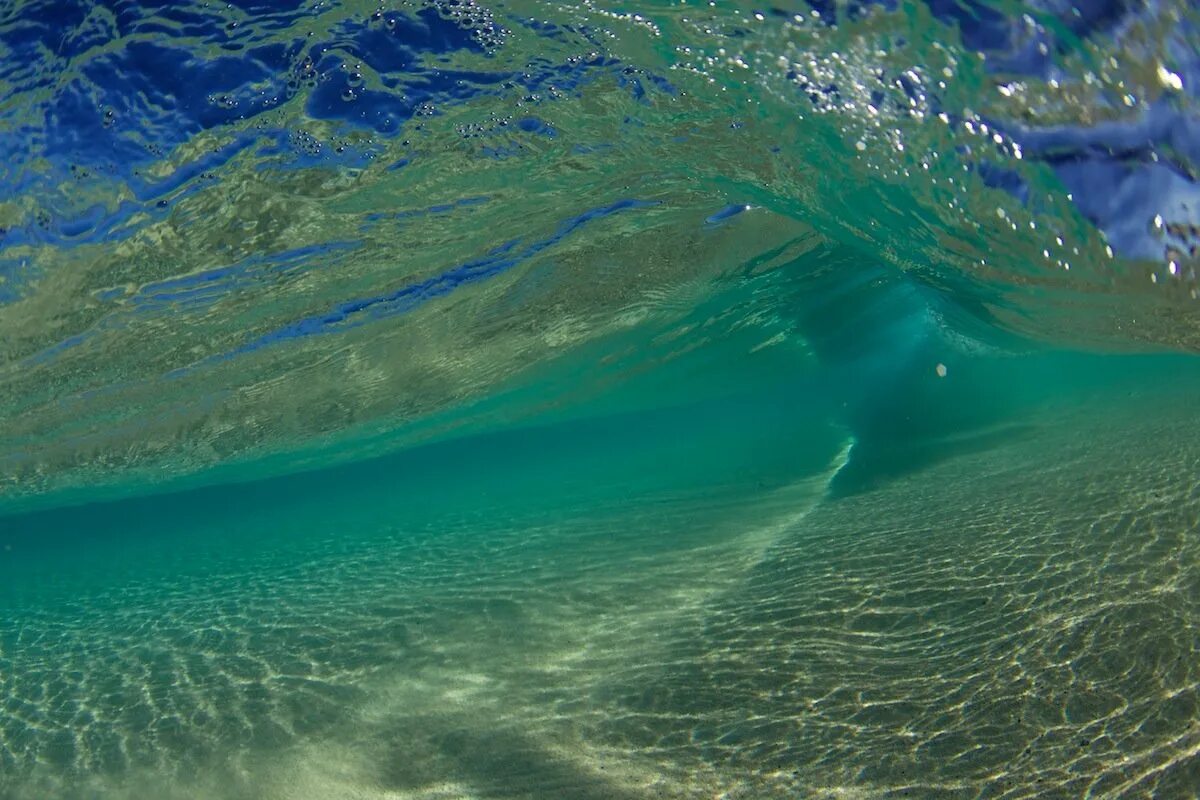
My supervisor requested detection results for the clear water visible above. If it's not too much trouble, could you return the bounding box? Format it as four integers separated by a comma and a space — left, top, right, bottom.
2, 0, 1200, 797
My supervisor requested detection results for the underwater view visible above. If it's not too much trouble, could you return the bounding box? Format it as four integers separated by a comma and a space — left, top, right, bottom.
2, 0, 1200, 797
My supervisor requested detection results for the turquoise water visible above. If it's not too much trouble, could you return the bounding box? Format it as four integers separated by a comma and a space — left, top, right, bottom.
3, 0, 1200, 797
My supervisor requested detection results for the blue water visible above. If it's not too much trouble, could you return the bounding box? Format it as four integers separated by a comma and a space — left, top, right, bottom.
2, 0, 1200, 797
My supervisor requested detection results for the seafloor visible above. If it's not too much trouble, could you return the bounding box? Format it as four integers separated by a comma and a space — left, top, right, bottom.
2, 365, 1198, 799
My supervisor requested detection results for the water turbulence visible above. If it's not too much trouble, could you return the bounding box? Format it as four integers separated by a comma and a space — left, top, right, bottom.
1, 0, 1200, 797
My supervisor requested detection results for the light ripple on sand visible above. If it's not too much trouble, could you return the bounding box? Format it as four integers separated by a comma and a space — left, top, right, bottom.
3, 398, 1200, 798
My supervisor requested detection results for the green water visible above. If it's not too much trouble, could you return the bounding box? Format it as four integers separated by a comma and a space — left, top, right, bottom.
3, 0, 1200, 796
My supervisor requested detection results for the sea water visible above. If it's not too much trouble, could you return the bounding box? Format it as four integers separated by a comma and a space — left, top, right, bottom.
2, 0, 1200, 797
